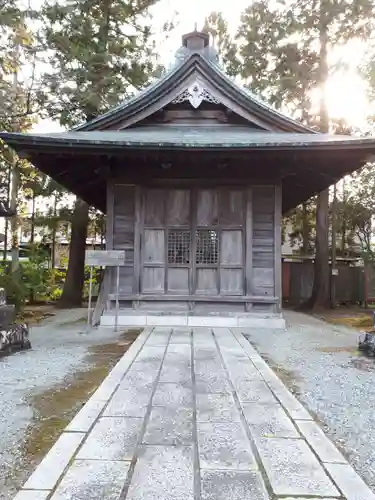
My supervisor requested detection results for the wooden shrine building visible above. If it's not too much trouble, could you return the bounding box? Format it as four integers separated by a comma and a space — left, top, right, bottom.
2, 31, 375, 328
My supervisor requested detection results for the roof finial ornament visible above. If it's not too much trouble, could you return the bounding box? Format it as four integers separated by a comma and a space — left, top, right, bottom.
172, 24, 220, 67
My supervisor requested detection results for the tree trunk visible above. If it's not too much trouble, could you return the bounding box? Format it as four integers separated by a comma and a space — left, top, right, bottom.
2, 165, 11, 261
51, 194, 57, 269
58, 3, 111, 308
302, 189, 330, 310
3, 218, 8, 262
29, 193, 36, 304
58, 198, 89, 308
341, 178, 346, 253
10, 161, 20, 273
330, 183, 337, 307
301, 0, 330, 310
30, 193, 36, 245
10, 40, 20, 274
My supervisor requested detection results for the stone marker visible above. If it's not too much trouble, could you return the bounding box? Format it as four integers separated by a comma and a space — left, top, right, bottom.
0, 288, 31, 356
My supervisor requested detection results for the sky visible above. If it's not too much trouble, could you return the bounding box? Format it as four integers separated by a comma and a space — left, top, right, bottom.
32, 0, 371, 133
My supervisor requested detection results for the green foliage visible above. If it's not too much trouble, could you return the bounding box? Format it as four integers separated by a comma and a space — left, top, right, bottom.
0, 2, 41, 131
0, 242, 104, 310
345, 164, 375, 262
203, 12, 238, 76
283, 199, 316, 254
40, 0, 165, 127
0, 244, 53, 309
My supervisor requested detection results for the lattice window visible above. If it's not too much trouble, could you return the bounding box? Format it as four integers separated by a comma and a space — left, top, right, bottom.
168, 230, 191, 264
196, 230, 219, 264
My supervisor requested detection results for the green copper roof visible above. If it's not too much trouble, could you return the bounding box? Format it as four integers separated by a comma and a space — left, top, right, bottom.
71, 50, 315, 133
2, 127, 375, 151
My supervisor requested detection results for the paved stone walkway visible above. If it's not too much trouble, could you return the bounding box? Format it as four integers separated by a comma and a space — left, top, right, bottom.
14, 327, 375, 500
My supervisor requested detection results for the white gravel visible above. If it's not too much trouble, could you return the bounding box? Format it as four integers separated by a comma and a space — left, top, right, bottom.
0, 309, 122, 499
243, 310, 375, 492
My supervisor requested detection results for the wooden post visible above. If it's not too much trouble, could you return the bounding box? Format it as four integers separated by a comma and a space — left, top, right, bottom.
85, 250, 125, 328
274, 185, 282, 312
106, 181, 115, 311
87, 265, 93, 328
133, 187, 142, 297
115, 264, 120, 331
245, 188, 253, 310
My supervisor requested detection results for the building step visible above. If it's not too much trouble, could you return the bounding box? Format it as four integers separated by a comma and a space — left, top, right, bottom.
99, 311, 286, 329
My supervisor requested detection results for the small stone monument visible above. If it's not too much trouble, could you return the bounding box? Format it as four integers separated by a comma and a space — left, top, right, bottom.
358, 311, 375, 356
358, 331, 375, 357
0, 195, 30, 356
0, 287, 31, 356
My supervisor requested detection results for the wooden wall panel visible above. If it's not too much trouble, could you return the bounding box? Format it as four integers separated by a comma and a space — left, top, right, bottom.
168, 268, 189, 293
220, 269, 243, 295
220, 230, 242, 265
167, 190, 190, 225
118, 266, 134, 294
142, 268, 165, 293
113, 185, 135, 253
110, 184, 278, 303
252, 268, 274, 296
252, 187, 275, 296
144, 189, 166, 226
197, 190, 218, 226
219, 190, 244, 226
196, 268, 217, 295
143, 229, 165, 264
112, 185, 135, 295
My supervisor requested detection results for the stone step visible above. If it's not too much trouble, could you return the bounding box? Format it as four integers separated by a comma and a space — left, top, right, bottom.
99, 312, 286, 328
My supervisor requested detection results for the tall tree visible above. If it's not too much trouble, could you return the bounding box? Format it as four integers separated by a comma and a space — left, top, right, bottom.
40, 0, 164, 307
203, 12, 238, 76
296, 0, 373, 309
235, 1, 319, 117
234, 0, 373, 309
284, 199, 316, 254
0, 1, 40, 280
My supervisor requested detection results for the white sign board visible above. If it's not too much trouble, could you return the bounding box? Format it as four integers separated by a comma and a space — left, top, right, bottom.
85, 250, 125, 332
85, 250, 125, 267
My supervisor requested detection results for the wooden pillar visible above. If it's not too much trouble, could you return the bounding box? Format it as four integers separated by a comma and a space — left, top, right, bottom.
245, 187, 253, 310
274, 184, 282, 312
106, 180, 114, 250
106, 180, 115, 309
133, 186, 142, 299
189, 188, 197, 312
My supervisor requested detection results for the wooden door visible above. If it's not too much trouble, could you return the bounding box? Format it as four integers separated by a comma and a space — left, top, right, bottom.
166, 190, 191, 294
141, 189, 166, 293
141, 187, 245, 297
195, 189, 244, 296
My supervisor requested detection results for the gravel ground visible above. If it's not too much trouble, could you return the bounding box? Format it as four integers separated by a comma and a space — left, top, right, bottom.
243, 310, 375, 492
0, 309, 124, 500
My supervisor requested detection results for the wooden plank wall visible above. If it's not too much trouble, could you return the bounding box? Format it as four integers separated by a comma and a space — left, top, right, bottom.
109, 183, 280, 306
111, 184, 135, 294
251, 187, 275, 297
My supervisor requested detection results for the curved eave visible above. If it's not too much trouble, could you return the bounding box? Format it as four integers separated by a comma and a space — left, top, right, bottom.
2, 131, 375, 153
2, 130, 374, 215
72, 53, 314, 133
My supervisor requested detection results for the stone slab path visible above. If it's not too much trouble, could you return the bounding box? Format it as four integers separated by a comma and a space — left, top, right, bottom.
14, 327, 375, 500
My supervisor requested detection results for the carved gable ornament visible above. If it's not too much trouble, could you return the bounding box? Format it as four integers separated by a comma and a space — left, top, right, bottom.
172, 81, 220, 109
